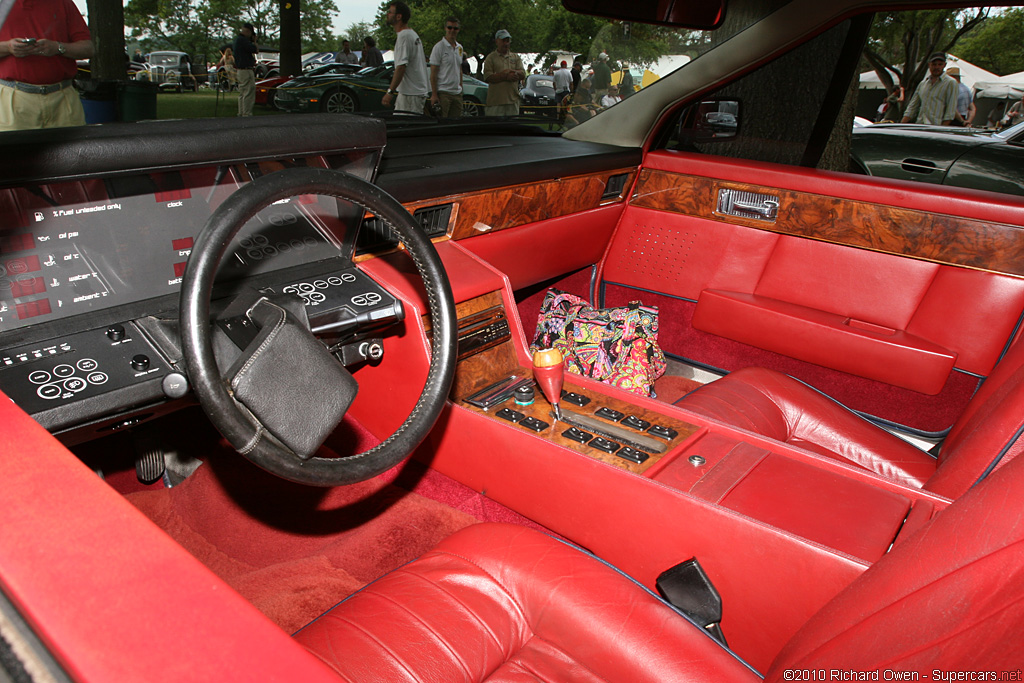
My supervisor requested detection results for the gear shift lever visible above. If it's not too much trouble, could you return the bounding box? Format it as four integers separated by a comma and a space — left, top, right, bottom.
533, 348, 565, 422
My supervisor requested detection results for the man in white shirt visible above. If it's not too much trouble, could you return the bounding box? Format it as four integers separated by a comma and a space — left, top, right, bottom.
381, 1, 429, 114
553, 60, 572, 105
429, 16, 464, 118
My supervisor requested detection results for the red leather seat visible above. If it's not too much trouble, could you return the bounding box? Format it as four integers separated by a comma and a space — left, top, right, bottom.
676, 337, 1024, 499
296, 456, 1024, 679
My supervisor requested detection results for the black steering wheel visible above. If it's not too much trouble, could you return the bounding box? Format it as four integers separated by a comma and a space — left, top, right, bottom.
180, 167, 457, 486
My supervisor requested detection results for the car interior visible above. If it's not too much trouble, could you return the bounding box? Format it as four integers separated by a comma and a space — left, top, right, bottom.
2, 0, 1024, 680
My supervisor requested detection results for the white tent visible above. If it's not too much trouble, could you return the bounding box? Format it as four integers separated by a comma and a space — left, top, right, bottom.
973, 71, 1024, 127
859, 54, 997, 91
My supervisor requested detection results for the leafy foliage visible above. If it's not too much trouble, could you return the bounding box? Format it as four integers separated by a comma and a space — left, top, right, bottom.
124, 0, 340, 58
955, 8, 1024, 76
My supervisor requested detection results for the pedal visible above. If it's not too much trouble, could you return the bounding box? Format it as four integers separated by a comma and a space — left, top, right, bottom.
133, 436, 165, 484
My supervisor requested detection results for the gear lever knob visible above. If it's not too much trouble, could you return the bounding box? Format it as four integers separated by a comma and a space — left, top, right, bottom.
533, 348, 565, 420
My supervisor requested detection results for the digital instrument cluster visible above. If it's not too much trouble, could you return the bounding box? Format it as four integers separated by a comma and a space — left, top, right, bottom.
0, 172, 347, 335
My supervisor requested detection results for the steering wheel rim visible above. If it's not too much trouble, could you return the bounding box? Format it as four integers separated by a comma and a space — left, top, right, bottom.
180, 167, 457, 486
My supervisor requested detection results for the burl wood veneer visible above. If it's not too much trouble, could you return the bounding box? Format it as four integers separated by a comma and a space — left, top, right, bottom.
631, 168, 1024, 277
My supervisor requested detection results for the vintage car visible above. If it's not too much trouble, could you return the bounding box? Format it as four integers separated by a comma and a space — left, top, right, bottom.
520, 73, 559, 117
137, 50, 205, 92
851, 120, 1024, 196
275, 61, 488, 116
2, 0, 1023, 680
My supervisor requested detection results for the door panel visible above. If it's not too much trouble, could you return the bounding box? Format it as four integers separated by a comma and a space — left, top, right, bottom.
599, 151, 1024, 431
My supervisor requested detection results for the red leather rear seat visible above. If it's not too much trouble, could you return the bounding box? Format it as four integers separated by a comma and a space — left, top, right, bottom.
676, 336, 1024, 499
296, 453, 1024, 679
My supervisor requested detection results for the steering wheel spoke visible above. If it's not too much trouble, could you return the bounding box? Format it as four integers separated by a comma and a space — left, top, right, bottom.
180, 168, 457, 486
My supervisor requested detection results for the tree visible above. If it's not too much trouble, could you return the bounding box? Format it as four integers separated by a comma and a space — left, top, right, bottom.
87, 0, 128, 80
955, 8, 1024, 76
124, 0, 338, 58
862, 9, 988, 121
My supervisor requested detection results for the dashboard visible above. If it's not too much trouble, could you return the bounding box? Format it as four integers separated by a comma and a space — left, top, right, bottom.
0, 114, 640, 443
0, 115, 402, 441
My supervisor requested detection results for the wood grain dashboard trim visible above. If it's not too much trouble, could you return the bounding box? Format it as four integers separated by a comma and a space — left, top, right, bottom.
630, 168, 1024, 278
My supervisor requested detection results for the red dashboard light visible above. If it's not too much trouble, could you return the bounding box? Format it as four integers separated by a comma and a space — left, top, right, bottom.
0, 233, 35, 255
4, 255, 41, 275
172, 237, 194, 251
173, 262, 188, 278
16, 298, 51, 320
9, 276, 45, 298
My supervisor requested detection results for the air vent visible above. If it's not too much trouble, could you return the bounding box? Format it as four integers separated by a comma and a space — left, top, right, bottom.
602, 173, 629, 200
413, 204, 452, 238
356, 204, 453, 255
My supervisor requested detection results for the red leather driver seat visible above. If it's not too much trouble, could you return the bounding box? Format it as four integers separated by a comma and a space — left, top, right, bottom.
674, 336, 1024, 499
295, 456, 1024, 679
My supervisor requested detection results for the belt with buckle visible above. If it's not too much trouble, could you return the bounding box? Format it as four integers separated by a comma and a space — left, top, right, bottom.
0, 78, 74, 95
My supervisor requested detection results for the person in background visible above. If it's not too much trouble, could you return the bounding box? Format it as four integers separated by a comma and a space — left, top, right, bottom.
618, 64, 634, 99
483, 29, 525, 116
361, 36, 383, 68
233, 22, 258, 117
553, 60, 572, 105
336, 39, 358, 65
600, 83, 621, 108
946, 66, 975, 127
381, 1, 429, 114
0, 0, 93, 131
429, 16, 464, 118
901, 52, 957, 125
591, 51, 611, 103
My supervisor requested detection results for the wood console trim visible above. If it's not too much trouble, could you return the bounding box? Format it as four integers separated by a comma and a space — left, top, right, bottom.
393, 168, 633, 242
631, 168, 1024, 277
460, 376, 699, 475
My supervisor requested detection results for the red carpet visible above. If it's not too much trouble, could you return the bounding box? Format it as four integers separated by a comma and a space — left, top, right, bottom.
120, 412, 548, 634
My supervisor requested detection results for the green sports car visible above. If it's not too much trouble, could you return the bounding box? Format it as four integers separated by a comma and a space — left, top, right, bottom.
274, 61, 488, 117
850, 121, 1024, 197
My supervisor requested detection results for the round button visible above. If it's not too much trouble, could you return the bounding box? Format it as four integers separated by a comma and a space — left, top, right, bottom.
37, 384, 62, 400
53, 363, 75, 378
77, 358, 98, 372
313, 280, 329, 289
64, 377, 87, 392
87, 371, 108, 385
28, 370, 51, 384
162, 372, 189, 399
131, 354, 151, 372
106, 324, 126, 341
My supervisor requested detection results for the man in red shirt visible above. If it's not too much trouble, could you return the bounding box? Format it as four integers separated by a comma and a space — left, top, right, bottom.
0, 0, 93, 131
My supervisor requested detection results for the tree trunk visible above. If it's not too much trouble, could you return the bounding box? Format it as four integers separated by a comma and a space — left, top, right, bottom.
279, 0, 301, 78
86, 0, 127, 81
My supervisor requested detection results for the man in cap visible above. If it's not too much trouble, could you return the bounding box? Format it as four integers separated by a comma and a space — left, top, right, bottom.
901, 52, 958, 125
483, 29, 525, 116
946, 66, 975, 127
553, 59, 572, 106
233, 22, 258, 116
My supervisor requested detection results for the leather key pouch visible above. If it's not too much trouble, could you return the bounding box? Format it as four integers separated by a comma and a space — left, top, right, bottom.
227, 296, 357, 459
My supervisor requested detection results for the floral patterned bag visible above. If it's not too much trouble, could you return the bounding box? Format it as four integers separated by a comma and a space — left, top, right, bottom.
529, 289, 667, 396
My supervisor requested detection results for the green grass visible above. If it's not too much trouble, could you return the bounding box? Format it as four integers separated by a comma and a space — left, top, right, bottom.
155, 90, 283, 120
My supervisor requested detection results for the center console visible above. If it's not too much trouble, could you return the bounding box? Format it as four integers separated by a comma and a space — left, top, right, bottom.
349, 240, 951, 672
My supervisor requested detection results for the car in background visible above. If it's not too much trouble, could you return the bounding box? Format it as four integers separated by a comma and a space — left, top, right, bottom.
851, 121, 1024, 196
256, 62, 361, 108
519, 73, 558, 118
137, 51, 205, 92
275, 61, 487, 116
